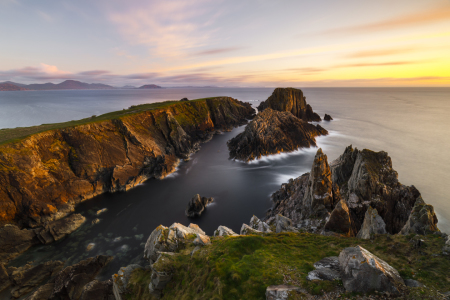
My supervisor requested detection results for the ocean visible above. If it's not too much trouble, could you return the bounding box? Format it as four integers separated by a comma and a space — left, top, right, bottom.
1, 87, 449, 280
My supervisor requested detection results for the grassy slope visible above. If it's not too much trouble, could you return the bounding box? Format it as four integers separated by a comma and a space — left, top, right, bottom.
125, 232, 449, 300
0, 98, 214, 145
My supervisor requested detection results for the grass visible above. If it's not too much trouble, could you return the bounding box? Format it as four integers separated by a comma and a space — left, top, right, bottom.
124, 232, 449, 300
0, 98, 218, 145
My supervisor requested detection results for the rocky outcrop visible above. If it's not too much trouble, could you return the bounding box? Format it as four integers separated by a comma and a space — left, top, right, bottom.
112, 264, 142, 298
144, 223, 205, 263
257, 88, 321, 122
324, 114, 333, 121
148, 252, 176, 298
356, 206, 387, 239
228, 109, 327, 162
185, 194, 214, 217
249, 215, 271, 233
339, 246, 405, 294
400, 196, 439, 235
240, 224, 262, 235
307, 256, 341, 281
0, 97, 254, 230
266, 146, 435, 236
213, 225, 238, 237
35, 214, 86, 244
275, 214, 297, 233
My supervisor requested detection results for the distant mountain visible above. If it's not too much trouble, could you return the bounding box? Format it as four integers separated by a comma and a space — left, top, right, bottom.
0, 82, 29, 91
0, 81, 28, 87
138, 84, 162, 89
25, 80, 116, 90
121, 85, 137, 89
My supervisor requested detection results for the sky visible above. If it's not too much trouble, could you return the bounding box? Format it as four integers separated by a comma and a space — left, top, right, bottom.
1, 0, 450, 87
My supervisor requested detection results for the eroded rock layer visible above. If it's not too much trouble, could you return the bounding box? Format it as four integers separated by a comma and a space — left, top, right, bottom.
266, 146, 439, 236
227, 109, 327, 162
0, 97, 254, 228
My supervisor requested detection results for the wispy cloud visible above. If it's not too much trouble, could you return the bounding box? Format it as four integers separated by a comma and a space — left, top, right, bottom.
322, 5, 450, 36
346, 47, 417, 59
192, 47, 243, 56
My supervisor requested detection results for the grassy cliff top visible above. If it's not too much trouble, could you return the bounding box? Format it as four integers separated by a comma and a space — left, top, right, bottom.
125, 232, 449, 300
0, 98, 217, 145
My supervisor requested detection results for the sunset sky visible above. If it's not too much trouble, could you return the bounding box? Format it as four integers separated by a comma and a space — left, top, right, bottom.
1, 0, 450, 87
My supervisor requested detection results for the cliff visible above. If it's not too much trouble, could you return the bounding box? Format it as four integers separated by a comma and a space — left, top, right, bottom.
0, 97, 254, 229
257, 88, 321, 122
227, 108, 328, 162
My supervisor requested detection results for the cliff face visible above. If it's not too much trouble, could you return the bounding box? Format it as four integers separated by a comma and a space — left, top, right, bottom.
266, 146, 439, 236
227, 108, 327, 162
0, 97, 254, 228
257, 88, 321, 122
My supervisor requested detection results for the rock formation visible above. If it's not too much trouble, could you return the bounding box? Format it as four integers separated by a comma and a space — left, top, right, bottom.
324, 114, 333, 121
213, 225, 238, 237
240, 224, 262, 235
339, 246, 405, 294
227, 109, 328, 162
249, 215, 271, 232
257, 88, 321, 122
356, 206, 387, 239
399, 196, 439, 235
306, 256, 341, 281
266, 146, 439, 236
185, 194, 214, 217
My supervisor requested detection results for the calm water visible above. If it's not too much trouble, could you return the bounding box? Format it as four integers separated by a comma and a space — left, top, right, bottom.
1, 87, 449, 281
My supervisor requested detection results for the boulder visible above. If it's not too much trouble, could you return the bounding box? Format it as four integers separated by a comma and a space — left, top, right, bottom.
324, 114, 333, 121
10, 260, 64, 298
266, 285, 302, 300
149, 252, 176, 298
339, 246, 405, 294
144, 223, 205, 263
112, 264, 142, 295
185, 194, 214, 217
249, 215, 272, 232
193, 234, 211, 246
400, 196, 439, 235
227, 108, 327, 162
307, 256, 341, 281
356, 206, 387, 239
213, 225, 238, 237
324, 200, 355, 236
0, 263, 11, 292
240, 224, 262, 235
257, 88, 321, 122
275, 214, 297, 233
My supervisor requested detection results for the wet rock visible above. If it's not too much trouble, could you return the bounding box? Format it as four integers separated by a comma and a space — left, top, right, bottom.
185, 194, 214, 217
10, 260, 64, 298
0, 263, 11, 292
249, 215, 272, 232
339, 245, 405, 294
400, 196, 439, 235
404, 279, 423, 287
193, 234, 211, 246
144, 223, 205, 263
86, 243, 95, 251
112, 264, 142, 295
213, 225, 238, 237
266, 285, 302, 300
35, 214, 86, 244
324, 114, 333, 121
92, 218, 100, 225
324, 200, 355, 236
228, 108, 327, 162
275, 214, 298, 233
356, 206, 387, 239
96, 208, 108, 215
149, 252, 176, 298
257, 88, 321, 122
240, 224, 262, 235
80, 279, 115, 300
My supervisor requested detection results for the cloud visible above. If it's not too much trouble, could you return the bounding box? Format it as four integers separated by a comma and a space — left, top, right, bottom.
346, 47, 417, 59
78, 70, 111, 76
323, 5, 450, 36
192, 47, 243, 56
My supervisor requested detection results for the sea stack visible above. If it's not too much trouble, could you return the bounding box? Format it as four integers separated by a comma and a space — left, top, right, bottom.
185, 194, 214, 217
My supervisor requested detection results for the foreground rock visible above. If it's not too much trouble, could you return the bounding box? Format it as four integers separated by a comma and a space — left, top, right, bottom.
266, 145, 439, 236
257, 88, 321, 122
307, 256, 341, 281
356, 206, 387, 239
339, 246, 405, 294
228, 108, 327, 162
185, 194, 214, 217
249, 215, 272, 232
213, 226, 238, 237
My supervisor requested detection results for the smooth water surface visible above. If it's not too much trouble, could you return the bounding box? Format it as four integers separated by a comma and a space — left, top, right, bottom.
2, 87, 449, 280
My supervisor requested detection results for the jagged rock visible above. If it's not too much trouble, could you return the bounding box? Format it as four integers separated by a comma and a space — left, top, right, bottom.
80, 279, 115, 300
25, 283, 54, 300
10, 260, 64, 298
356, 206, 387, 239
249, 215, 272, 232
330, 145, 359, 186
307, 256, 341, 281
400, 197, 439, 235
324, 200, 354, 236
185, 194, 214, 217
0, 263, 11, 292
404, 279, 424, 287
257, 88, 321, 122
213, 225, 238, 237
240, 224, 262, 235
112, 264, 142, 296
324, 114, 333, 121
266, 285, 302, 300
144, 223, 205, 263
35, 214, 86, 244
0, 224, 39, 263
149, 252, 176, 298
188, 223, 206, 235
339, 246, 405, 294
228, 108, 327, 162
193, 234, 211, 246
275, 214, 297, 233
